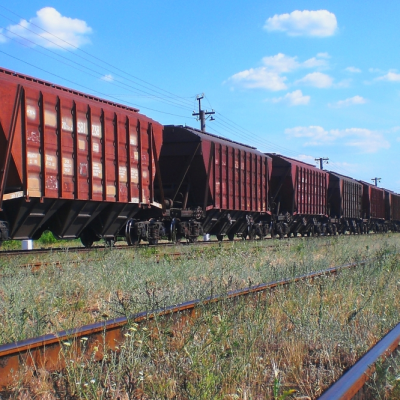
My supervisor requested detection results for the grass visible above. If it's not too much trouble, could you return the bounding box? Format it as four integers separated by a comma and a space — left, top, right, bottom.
4, 244, 400, 399
0, 234, 399, 344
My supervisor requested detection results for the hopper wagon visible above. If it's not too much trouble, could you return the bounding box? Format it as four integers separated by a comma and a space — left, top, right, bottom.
157, 125, 272, 241
0, 67, 165, 247
327, 171, 363, 234
359, 181, 386, 232
267, 154, 330, 237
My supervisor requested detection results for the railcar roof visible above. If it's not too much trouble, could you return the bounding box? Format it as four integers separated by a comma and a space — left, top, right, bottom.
167, 125, 271, 158
0, 67, 140, 113
358, 180, 385, 191
327, 170, 362, 184
267, 153, 328, 172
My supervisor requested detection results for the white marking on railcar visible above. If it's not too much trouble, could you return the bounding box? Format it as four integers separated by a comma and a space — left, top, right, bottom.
92, 124, 102, 138
119, 166, 127, 182
45, 154, 57, 170
27, 152, 41, 166
2, 191, 24, 201
62, 158, 73, 175
131, 168, 139, 183
26, 105, 36, 120
92, 163, 102, 178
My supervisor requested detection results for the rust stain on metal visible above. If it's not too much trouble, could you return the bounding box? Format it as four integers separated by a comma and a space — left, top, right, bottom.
318, 322, 400, 400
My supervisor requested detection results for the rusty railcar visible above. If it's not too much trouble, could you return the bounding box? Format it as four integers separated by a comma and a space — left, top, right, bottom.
267, 154, 330, 237
0, 68, 164, 246
157, 125, 272, 241
359, 181, 386, 232
327, 171, 363, 234
384, 190, 400, 231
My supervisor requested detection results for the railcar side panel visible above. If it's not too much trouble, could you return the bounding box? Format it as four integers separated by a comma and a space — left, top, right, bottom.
268, 154, 328, 216
328, 172, 362, 219
0, 67, 163, 241
361, 182, 385, 220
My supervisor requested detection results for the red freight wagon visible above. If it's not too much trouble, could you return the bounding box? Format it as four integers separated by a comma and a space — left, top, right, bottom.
0, 68, 163, 246
267, 154, 329, 236
385, 190, 400, 230
158, 125, 272, 241
327, 171, 363, 233
360, 181, 385, 220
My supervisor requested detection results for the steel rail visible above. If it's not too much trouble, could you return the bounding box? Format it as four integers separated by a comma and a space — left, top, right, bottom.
0, 259, 365, 389
0, 239, 225, 257
0, 233, 337, 257
319, 322, 400, 399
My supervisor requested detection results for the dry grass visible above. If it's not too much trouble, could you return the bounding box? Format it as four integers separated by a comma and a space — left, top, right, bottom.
2, 239, 400, 399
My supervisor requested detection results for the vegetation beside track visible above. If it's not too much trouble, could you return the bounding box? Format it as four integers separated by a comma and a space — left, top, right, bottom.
0, 234, 398, 345
3, 238, 400, 399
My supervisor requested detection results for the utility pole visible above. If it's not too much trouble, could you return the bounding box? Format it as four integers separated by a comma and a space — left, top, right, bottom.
192, 94, 215, 132
315, 157, 329, 170
371, 177, 381, 186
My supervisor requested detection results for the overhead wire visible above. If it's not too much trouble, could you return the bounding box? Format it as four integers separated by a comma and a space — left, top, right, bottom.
0, 5, 195, 109
0, 23, 194, 112
0, 50, 190, 119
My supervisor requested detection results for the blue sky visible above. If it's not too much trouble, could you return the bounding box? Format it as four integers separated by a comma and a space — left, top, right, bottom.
0, 1, 399, 191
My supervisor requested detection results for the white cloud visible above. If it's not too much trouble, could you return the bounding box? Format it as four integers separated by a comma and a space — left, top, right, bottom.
296, 72, 333, 88
330, 95, 367, 107
285, 126, 390, 153
1, 7, 92, 49
264, 10, 337, 37
345, 66, 361, 73
377, 72, 400, 82
261, 53, 299, 73
261, 53, 329, 73
227, 53, 329, 91
272, 90, 310, 106
228, 68, 288, 91
101, 74, 114, 82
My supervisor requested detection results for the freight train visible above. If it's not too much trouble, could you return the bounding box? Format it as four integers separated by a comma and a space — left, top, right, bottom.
0, 67, 399, 247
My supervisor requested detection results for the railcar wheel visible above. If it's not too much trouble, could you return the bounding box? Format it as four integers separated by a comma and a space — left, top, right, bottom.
217, 234, 224, 241
228, 232, 235, 241
80, 230, 94, 248
125, 219, 140, 246
149, 239, 159, 245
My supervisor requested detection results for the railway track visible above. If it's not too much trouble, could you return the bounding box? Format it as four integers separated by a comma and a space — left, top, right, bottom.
0, 233, 342, 259
0, 258, 367, 390
319, 322, 400, 399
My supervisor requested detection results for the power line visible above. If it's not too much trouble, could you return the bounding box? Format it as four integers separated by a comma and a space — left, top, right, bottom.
0, 7, 195, 110
0, 50, 190, 119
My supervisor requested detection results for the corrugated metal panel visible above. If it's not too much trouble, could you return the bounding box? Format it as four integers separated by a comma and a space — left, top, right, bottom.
6, 83, 160, 205
293, 161, 328, 215
162, 126, 270, 213
328, 172, 362, 219
391, 193, 400, 221
370, 186, 385, 219
268, 154, 329, 216
0, 67, 163, 239
361, 181, 385, 219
